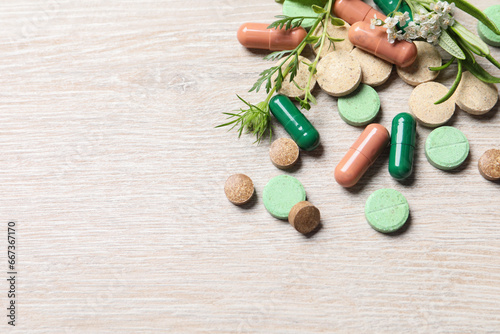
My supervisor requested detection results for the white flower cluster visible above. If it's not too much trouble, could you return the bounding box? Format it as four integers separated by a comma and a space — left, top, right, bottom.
370, 1, 456, 44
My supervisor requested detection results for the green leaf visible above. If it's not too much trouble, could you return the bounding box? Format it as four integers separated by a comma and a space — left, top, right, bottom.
435, 60, 462, 104
312, 4, 326, 14
462, 58, 500, 83
451, 22, 489, 56
327, 36, 344, 43
486, 54, 500, 70
430, 57, 455, 71
330, 17, 345, 26
449, 0, 500, 35
439, 30, 465, 60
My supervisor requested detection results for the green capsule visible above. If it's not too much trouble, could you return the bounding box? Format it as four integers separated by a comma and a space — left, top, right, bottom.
269, 95, 320, 151
389, 112, 416, 180
373, 0, 413, 29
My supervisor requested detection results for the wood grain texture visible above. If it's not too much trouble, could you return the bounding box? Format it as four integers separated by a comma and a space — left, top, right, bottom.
0, 0, 499, 333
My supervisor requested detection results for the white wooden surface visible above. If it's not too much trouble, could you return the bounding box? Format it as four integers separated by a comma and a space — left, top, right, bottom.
0, 0, 499, 333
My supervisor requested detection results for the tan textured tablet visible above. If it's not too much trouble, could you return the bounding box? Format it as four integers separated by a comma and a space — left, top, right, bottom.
409, 82, 455, 127
455, 71, 499, 115
316, 51, 361, 97
272, 56, 316, 99
288, 201, 320, 234
224, 174, 254, 205
478, 149, 500, 181
350, 47, 393, 87
397, 41, 441, 86
312, 20, 353, 58
269, 137, 299, 169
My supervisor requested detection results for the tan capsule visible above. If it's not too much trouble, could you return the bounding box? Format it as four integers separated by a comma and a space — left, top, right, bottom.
288, 201, 320, 234
224, 174, 254, 205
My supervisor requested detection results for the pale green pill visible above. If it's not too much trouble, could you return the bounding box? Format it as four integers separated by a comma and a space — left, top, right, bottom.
365, 189, 409, 233
263, 175, 306, 219
477, 5, 500, 47
425, 126, 469, 170
337, 84, 380, 126
282, 0, 322, 28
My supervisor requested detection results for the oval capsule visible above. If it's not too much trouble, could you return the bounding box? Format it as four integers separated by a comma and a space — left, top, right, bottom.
389, 113, 417, 180
237, 23, 307, 51
348, 21, 417, 67
373, 0, 413, 29
334, 124, 390, 188
333, 0, 386, 25
269, 95, 320, 151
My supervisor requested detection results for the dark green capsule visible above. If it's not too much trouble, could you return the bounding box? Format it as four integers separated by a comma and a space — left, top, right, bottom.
389, 112, 416, 180
373, 0, 413, 29
269, 95, 320, 151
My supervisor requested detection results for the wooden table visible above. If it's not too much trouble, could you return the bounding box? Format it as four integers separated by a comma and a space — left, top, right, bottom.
0, 0, 499, 332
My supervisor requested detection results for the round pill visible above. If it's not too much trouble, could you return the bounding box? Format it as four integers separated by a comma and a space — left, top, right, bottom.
425, 126, 469, 170
269, 137, 300, 169
455, 71, 498, 115
337, 84, 380, 126
409, 82, 455, 127
288, 201, 320, 234
224, 174, 254, 205
312, 20, 353, 58
316, 50, 361, 97
478, 5, 500, 47
263, 175, 306, 220
350, 47, 393, 86
365, 188, 409, 234
478, 149, 500, 181
272, 56, 316, 99
397, 41, 441, 86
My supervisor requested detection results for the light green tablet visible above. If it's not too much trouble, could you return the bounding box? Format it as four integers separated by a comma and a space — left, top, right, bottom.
337, 84, 380, 126
477, 5, 500, 47
282, 0, 323, 28
425, 126, 469, 170
365, 189, 409, 234
263, 175, 306, 220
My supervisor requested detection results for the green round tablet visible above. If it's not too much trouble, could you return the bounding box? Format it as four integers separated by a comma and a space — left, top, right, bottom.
263, 175, 306, 220
478, 5, 500, 47
425, 126, 469, 170
337, 84, 380, 126
282, 0, 322, 28
365, 189, 409, 233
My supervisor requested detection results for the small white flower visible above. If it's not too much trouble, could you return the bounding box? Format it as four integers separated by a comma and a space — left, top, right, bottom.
383, 17, 399, 29
427, 34, 439, 44
387, 30, 397, 43
370, 14, 382, 29
443, 2, 455, 15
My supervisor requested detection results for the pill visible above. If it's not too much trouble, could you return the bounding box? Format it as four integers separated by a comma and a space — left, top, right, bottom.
365, 188, 409, 234
334, 0, 387, 25
337, 84, 381, 126
282, 0, 320, 28
288, 201, 321, 234
334, 123, 390, 188
269, 95, 320, 151
397, 41, 441, 86
263, 175, 306, 220
373, 0, 413, 29
348, 21, 417, 68
389, 113, 417, 180
409, 82, 455, 127
312, 20, 353, 58
478, 149, 500, 181
316, 50, 362, 97
269, 138, 300, 169
272, 56, 316, 99
237, 22, 307, 51
425, 126, 469, 170
455, 71, 499, 115
224, 174, 254, 205
477, 5, 500, 47
350, 47, 393, 87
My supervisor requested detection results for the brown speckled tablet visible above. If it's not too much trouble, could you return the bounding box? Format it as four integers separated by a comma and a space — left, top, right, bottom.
288, 201, 320, 234
478, 149, 500, 181
350, 47, 393, 87
312, 20, 353, 58
409, 82, 455, 127
397, 41, 441, 86
272, 56, 316, 99
316, 50, 361, 97
224, 174, 254, 205
269, 138, 299, 169
456, 71, 499, 115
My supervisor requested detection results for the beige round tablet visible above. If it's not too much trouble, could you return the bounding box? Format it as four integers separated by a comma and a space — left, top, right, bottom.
269, 137, 299, 169
316, 51, 361, 97
272, 56, 316, 99
224, 174, 254, 205
455, 71, 499, 115
409, 82, 456, 127
312, 20, 353, 58
288, 201, 320, 234
397, 41, 441, 86
478, 149, 500, 181
350, 47, 393, 87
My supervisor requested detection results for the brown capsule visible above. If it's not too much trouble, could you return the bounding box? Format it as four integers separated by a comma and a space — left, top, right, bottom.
478, 149, 500, 181
288, 201, 320, 234
269, 138, 300, 169
333, 0, 387, 25
224, 174, 254, 205
237, 23, 307, 51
